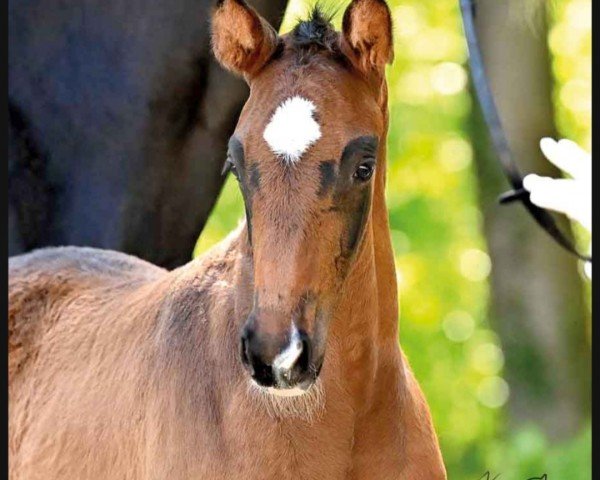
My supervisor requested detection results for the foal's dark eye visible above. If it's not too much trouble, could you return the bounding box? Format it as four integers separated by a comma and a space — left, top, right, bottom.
222, 158, 238, 178
353, 160, 375, 182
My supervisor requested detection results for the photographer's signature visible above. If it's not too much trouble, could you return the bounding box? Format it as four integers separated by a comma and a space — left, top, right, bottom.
480, 473, 547, 480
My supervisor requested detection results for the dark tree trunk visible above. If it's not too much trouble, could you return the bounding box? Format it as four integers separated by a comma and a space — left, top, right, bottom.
8, 0, 288, 269
469, 0, 590, 440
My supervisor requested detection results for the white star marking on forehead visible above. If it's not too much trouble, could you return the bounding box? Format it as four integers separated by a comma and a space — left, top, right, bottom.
262, 96, 322, 164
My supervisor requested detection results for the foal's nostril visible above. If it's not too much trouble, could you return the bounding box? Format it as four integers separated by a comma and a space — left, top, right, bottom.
252, 357, 275, 387
240, 335, 251, 370
297, 334, 311, 375
240, 328, 276, 387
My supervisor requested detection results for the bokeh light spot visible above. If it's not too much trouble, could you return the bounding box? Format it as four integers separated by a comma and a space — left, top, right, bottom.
430, 62, 467, 96
477, 376, 510, 408
396, 68, 434, 103
471, 342, 505, 375
459, 248, 492, 282
393, 5, 423, 38
442, 310, 475, 342
437, 137, 473, 172
559, 79, 591, 113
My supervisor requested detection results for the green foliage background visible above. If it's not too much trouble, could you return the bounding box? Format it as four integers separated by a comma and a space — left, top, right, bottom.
195, 1, 591, 477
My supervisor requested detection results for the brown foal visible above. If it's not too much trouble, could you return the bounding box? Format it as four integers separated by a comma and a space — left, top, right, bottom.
8, 1, 446, 478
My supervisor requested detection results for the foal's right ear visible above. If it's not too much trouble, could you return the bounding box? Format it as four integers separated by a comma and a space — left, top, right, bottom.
211, 0, 279, 79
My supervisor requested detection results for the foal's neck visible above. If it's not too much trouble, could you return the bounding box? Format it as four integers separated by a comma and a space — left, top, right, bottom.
323, 136, 401, 407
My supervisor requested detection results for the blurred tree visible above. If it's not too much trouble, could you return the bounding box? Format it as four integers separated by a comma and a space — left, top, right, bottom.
8, 0, 288, 269
469, 0, 590, 440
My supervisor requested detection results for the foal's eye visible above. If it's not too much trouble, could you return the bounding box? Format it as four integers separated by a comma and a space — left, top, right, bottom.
222, 158, 238, 178
353, 160, 375, 182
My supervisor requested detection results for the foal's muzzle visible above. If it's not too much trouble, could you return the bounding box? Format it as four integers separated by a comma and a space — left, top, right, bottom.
240, 325, 320, 393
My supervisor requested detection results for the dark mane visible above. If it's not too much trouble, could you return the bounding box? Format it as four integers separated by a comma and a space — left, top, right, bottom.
288, 5, 343, 62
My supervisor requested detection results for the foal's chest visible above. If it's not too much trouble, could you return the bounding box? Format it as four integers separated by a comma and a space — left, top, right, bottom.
148, 397, 357, 480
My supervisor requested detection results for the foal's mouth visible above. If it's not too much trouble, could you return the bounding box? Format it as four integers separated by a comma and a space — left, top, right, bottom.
247, 376, 326, 420
254, 382, 312, 398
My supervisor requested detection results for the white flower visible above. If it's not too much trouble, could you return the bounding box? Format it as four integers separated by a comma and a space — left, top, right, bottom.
523, 137, 591, 232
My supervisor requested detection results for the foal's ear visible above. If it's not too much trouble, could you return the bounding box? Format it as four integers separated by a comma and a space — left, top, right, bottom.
211, 0, 279, 79
341, 0, 394, 76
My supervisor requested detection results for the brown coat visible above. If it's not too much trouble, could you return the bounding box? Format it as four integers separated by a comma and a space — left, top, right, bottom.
9, 1, 446, 478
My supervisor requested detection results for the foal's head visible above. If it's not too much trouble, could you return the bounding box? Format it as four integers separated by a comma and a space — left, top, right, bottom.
212, 0, 393, 396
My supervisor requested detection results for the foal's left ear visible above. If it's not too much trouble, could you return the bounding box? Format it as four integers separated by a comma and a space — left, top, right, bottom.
341, 0, 394, 76
212, 0, 279, 79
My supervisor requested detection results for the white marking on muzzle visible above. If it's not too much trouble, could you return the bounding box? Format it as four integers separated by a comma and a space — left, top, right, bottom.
262, 96, 322, 164
272, 326, 303, 377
